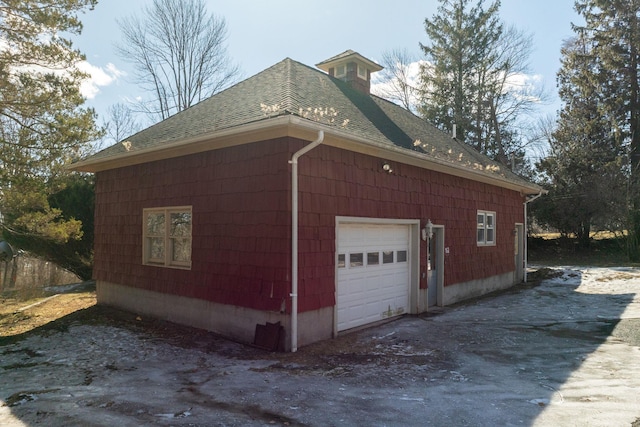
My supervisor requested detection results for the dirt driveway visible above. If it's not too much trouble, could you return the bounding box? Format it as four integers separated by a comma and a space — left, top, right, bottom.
1, 267, 640, 426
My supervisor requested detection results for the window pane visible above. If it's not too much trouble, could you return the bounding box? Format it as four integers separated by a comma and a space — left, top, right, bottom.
170, 212, 191, 237
486, 214, 494, 228
367, 252, 379, 265
477, 229, 485, 243
337, 254, 345, 268
397, 250, 407, 262
477, 213, 485, 227
350, 253, 363, 267
486, 229, 495, 243
149, 237, 165, 260
147, 213, 165, 235
383, 251, 394, 264
171, 237, 191, 263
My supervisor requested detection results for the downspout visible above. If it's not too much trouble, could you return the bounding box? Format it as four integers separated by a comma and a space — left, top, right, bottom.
289, 130, 324, 352
523, 192, 543, 282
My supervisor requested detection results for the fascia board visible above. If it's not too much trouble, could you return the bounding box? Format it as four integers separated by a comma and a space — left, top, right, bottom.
70, 115, 544, 195
286, 117, 545, 196
69, 116, 295, 173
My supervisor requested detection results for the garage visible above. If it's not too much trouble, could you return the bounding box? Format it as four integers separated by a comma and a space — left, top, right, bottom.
336, 222, 411, 331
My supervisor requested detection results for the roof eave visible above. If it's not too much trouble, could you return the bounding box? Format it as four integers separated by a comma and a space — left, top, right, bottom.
68, 116, 296, 173
286, 118, 545, 196
70, 115, 543, 195
316, 51, 383, 73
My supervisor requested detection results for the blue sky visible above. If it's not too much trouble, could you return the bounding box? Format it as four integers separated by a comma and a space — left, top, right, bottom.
73, 0, 580, 130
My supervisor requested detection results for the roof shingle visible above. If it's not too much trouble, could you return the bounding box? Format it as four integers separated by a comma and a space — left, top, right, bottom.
79, 57, 540, 192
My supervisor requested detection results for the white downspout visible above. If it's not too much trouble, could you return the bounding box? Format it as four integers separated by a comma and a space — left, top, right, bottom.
523, 192, 543, 282
289, 130, 324, 352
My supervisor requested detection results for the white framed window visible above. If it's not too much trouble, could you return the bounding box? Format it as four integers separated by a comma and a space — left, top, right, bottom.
335, 64, 346, 78
337, 249, 408, 268
143, 206, 192, 269
477, 210, 496, 246
357, 64, 367, 80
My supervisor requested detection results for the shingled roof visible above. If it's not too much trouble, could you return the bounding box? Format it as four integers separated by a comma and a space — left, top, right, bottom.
72, 56, 542, 194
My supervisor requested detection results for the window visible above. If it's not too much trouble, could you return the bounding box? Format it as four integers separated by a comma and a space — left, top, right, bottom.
143, 206, 192, 268
367, 252, 380, 265
357, 65, 367, 80
350, 253, 364, 267
335, 64, 346, 78
477, 210, 496, 246
338, 249, 408, 269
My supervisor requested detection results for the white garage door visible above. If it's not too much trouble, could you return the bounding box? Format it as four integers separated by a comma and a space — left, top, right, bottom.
337, 223, 410, 331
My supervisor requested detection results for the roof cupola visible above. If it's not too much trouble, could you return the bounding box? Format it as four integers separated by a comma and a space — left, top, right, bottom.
316, 50, 383, 94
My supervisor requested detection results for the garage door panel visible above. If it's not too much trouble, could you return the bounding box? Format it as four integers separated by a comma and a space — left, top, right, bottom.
337, 223, 410, 331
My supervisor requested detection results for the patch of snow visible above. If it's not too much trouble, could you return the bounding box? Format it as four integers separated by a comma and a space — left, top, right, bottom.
1, 267, 639, 426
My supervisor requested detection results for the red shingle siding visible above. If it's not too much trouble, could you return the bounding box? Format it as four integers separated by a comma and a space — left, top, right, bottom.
94, 139, 292, 312
94, 136, 526, 315
295, 144, 524, 311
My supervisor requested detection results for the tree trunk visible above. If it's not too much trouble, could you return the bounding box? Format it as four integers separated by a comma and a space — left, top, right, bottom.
578, 221, 591, 249
627, 11, 640, 261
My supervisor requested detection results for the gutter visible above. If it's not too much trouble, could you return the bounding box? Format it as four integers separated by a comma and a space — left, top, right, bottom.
71, 114, 542, 196
289, 130, 324, 352
288, 117, 543, 196
523, 192, 544, 282
68, 116, 298, 173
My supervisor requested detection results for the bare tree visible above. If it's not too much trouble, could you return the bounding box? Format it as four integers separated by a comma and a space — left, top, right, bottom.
527, 114, 556, 157
104, 103, 141, 144
116, 0, 240, 121
373, 48, 421, 113
482, 25, 549, 163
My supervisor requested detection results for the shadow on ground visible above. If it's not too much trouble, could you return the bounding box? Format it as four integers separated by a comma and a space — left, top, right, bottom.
1, 268, 639, 426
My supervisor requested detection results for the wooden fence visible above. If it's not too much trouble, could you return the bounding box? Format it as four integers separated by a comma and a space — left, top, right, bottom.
0, 255, 79, 298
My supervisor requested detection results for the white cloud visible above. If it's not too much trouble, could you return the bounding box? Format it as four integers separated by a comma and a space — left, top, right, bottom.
372, 59, 546, 110
1, 35, 125, 100
504, 72, 545, 104
505, 72, 543, 91
78, 61, 126, 99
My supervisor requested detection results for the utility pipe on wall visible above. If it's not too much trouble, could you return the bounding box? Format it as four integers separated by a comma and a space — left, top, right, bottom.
523, 192, 543, 282
289, 130, 324, 352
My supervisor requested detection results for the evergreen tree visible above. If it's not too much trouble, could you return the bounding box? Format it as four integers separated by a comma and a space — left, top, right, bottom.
0, 1, 101, 275
420, 0, 501, 147
7, 174, 95, 280
419, 0, 542, 167
534, 37, 627, 247
571, 0, 640, 259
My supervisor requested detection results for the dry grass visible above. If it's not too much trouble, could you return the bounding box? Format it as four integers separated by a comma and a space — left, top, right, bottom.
594, 271, 640, 282
0, 291, 96, 337
532, 231, 626, 240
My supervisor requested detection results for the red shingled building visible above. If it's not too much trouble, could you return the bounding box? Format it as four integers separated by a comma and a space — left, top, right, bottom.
72, 51, 543, 351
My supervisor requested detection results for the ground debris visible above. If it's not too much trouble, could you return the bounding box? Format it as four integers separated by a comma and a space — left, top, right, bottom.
4, 389, 59, 407
1, 268, 640, 427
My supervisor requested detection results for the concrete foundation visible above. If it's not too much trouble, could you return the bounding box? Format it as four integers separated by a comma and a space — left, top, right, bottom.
442, 271, 516, 306
98, 270, 516, 350
96, 281, 334, 350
